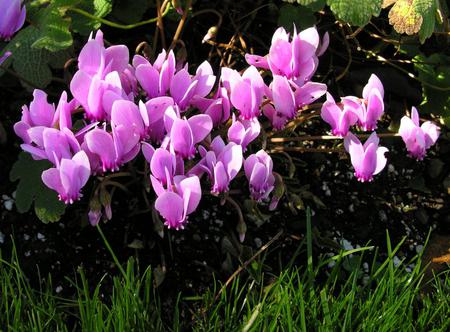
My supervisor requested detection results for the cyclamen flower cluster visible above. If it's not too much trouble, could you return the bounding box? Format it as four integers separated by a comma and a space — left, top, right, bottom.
321, 74, 439, 182
14, 27, 328, 230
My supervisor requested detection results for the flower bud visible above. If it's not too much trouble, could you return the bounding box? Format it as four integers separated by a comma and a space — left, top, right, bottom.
88, 196, 102, 226
152, 207, 164, 238
269, 172, 285, 211
236, 221, 247, 243
99, 188, 112, 220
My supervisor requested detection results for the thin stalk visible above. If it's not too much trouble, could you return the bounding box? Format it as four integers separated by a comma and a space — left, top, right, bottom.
270, 132, 401, 143
68, 3, 171, 30
96, 225, 128, 280
169, 0, 192, 50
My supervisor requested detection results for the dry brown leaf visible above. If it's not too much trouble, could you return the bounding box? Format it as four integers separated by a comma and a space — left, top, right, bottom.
388, 0, 423, 35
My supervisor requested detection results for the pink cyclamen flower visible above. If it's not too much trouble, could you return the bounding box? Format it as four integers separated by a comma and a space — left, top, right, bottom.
244, 150, 275, 201
70, 30, 131, 121
155, 175, 202, 230
321, 92, 358, 137
227, 115, 260, 151
166, 107, 213, 159
192, 86, 231, 127
148, 147, 184, 195
398, 106, 440, 160
0, 0, 26, 40
344, 132, 388, 182
221, 66, 265, 119
41, 151, 91, 204
134, 50, 176, 98
342, 74, 384, 131
245, 26, 322, 85
83, 100, 142, 172
190, 136, 243, 194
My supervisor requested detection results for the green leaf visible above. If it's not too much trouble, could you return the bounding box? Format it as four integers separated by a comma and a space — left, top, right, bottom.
413, 53, 450, 126
10, 152, 66, 223
111, 0, 151, 24
1, 26, 71, 89
70, 0, 113, 35
327, 0, 383, 26
278, 4, 317, 32
295, 0, 326, 11
31, 0, 79, 51
413, 0, 437, 43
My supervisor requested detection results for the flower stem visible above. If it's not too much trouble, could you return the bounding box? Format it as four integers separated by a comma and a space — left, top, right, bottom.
68, 3, 171, 30
269, 132, 400, 143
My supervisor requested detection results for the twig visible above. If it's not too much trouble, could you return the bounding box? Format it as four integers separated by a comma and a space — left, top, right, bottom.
270, 132, 401, 143
68, 4, 171, 30
213, 230, 284, 302
169, 0, 192, 50
269, 147, 343, 154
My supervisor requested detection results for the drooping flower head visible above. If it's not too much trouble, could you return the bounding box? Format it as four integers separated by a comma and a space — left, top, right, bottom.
245, 26, 324, 85
221, 66, 265, 120
0, 0, 26, 40
189, 136, 243, 194
321, 92, 359, 137
154, 175, 202, 230
41, 151, 91, 204
344, 132, 388, 182
342, 74, 384, 131
244, 150, 275, 201
398, 106, 440, 160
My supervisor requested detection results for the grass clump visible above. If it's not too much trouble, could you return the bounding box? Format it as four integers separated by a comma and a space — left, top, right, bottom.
1, 214, 449, 331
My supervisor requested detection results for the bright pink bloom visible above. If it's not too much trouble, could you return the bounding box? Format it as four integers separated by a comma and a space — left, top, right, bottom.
41, 151, 91, 204
244, 150, 275, 201
0, 0, 26, 40
321, 93, 358, 137
70, 31, 131, 121
192, 87, 231, 127
155, 175, 202, 230
399, 106, 440, 160
342, 74, 384, 131
190, 136, 243, 194
245, 26, 324, 85
344, 132, 388, 182
227, 115, 260, 151
166, 107, 213, 159
221, 66, 265, 119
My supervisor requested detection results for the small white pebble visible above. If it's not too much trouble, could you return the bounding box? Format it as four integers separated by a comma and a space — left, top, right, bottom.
325, 189, 331, 197
0, 231, 5, 244
336, 209, 344, 215
37, 233, 46, 241
24, 251, 31, 257
24, 234, 30, 241
378, 210, 387, 222
214, 219, 224, 227
348, 204, 354, 213
388, 164, 395, 174
3, 200, 13, 211
393, 256, 401, 267
340, 239, 354, 251
415, 245, 424, 254
362, 262, 369, 273
55, 286, 63, 294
